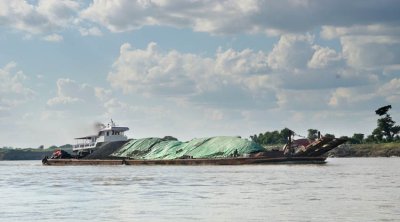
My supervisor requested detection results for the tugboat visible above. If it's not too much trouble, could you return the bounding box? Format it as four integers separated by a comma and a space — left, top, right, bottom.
73, 119, 129, 157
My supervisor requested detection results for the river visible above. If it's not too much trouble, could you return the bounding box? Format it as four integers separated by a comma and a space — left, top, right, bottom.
0, 158, 399, 221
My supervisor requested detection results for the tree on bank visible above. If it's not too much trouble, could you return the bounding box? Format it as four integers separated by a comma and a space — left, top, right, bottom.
307, 129, 319, 140
370, 105, 400, 142
250, 105, 400, 145
251, 128, 337, 145
351, 133, 364, 144
250, 127, 293, 145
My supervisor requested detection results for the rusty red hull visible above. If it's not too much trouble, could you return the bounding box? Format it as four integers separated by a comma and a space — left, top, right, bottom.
43, 156, 327, 166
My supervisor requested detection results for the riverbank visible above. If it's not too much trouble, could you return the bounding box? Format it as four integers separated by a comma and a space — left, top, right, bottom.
0, 147, 72, 160
328, 143, 400, 157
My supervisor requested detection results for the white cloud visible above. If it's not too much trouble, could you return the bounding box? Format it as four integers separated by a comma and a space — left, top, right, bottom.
108, 42, 200, 95
36, 0, 80, 27
320, 24, 400, 70
378, 78, 400, 103
108, 40, 394, 112
47, 78, 106, 107
78, 1, 400, 36
80, 0, 261, 34
215, 48, 269, 76
0, 62, 34, 114
268, 34, 314, 71
341, 36, 400, 69
328, 87, 377, 107
43, 33, 63, 42
1, 0, 399, 42
108, 42, 277, 109
80, 0, 156, 32
0, 0, 79, 37
308, 46, 342, 69
79, 26, 102, 36
321, 25, 400, 40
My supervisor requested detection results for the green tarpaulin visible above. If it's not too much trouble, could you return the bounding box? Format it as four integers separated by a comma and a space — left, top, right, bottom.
111, 136, 264, 159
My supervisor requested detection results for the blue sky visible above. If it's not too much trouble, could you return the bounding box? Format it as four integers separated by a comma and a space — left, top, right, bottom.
1, 0, 400, 147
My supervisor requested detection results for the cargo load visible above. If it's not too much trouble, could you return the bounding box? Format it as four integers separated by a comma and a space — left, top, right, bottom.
111, 136, 264, 159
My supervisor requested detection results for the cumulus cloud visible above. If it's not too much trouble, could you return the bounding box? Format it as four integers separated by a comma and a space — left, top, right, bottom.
0, 0, 80, 35
320, 24, 400, 70
108, 42, 270, 93
268, 34, 314, 70
47, 78, 107, 107
79, 1, 400, 35
308, 46, 342, 69
79, 1, 400, 78
80, 0, 261, 34
108, 42, 276, 108
0, 62, 34, 114
108, 42, 200, 95
215, 48, 269, 76
341, 36, 400, 70
108, 40, 394, 111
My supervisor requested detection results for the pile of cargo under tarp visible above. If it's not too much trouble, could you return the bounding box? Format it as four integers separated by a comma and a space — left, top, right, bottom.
110, 136, 264, 159
84, 141, 128, 159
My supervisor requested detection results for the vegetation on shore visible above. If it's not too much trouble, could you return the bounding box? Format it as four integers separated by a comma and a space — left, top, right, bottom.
0, 145, 72, 160
251, 105, 400, 157
328, 143, 400, 157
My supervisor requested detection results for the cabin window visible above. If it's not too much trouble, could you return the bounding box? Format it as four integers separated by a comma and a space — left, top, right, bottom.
106, 132, 109, 136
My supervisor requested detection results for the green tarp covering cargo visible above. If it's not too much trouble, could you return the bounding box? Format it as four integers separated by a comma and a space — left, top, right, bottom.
111, 136, 264, 159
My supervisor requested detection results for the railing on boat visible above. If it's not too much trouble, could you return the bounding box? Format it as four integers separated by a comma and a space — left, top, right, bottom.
73, 142, 96, 150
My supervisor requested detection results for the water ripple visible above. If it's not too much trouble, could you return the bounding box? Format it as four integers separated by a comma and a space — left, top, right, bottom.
0, 159, 399, 221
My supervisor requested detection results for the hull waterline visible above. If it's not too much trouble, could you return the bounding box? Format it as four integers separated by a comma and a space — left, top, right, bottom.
43, 156, 327, 166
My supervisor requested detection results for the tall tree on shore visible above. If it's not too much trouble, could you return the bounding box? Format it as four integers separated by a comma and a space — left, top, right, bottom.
251, 128, 295, 145
307, 129, 319, 140
351, 133, 364, 144
372, 105, 400, 142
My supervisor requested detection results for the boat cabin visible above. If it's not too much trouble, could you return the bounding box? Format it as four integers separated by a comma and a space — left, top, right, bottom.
73, 119, 129, 155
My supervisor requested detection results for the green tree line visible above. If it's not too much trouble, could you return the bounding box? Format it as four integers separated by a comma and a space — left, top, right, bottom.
251, 105, 400, 145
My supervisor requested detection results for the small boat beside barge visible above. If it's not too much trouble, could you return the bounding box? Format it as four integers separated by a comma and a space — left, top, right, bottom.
42, 120, 346, 166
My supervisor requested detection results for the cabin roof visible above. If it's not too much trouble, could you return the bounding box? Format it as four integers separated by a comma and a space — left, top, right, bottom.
99, 126, 129, 132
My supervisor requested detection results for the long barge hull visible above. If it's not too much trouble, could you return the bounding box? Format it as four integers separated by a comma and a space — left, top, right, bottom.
42, 156, 327, 166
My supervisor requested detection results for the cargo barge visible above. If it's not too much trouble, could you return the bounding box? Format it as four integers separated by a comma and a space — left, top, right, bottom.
42, 120, 346, 166
42, 156, 327, 166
